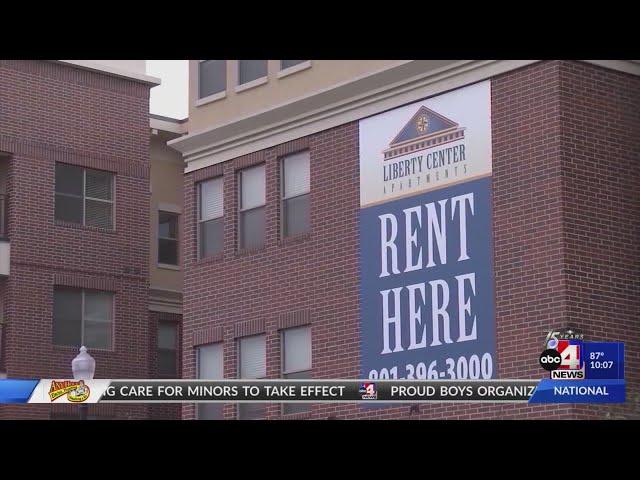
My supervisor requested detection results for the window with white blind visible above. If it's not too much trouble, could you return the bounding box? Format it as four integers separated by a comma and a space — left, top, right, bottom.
282, 151, 310, 238
198, 177, 224, 258
281, 326, 312, 415
238, 334, 266, 420
238, 60, 267, 85
199, 60, 226, 99
53, 287, 113, 349
158, 321, 178, 377
197, 343, 224, 420
55, 163, 114, 229
238, 165, 265, 250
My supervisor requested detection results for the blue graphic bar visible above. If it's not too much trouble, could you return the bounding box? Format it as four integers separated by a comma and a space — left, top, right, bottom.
529, 379, 625, 404
0, 379, 40, 403
584, 342, 624, 380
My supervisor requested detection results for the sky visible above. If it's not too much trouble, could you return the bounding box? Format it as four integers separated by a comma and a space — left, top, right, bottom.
146, 60, 189, 120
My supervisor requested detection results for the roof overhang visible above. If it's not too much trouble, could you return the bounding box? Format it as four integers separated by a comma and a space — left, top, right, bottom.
150, 114, 188, 135
56, 60, 161, 86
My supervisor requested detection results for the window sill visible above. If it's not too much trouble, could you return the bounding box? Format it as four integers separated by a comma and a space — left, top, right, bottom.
195, 252, 224, 265
195, 90, 227, 107
279, 232, 311, 247
55, 220, 116, 234
235, 76, 268, 93
157, 263, 181, 271
277, 61, 312, 79
279, 410, 312, 420
235, 245, 266, 258
53, 345, 113, 354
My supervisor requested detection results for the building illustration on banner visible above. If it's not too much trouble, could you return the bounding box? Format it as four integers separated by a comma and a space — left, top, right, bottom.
383, 105, 466, 161
382, 106, 468, 197
359, 81, 496, 382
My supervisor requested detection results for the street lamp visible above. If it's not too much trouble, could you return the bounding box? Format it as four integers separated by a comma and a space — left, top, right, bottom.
72, 346, 95, 421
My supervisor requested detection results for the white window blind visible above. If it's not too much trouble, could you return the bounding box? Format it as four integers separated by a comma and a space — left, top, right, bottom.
239, 335, 266, 379
83, 290, 113, 350
283, 326, 312, 374
198, 343, 223, 379
200, 177, 223, 220
198, 343, 224, 420
240, 165, 265, 210
283, 151, 310, 199
85, 169, 113, 200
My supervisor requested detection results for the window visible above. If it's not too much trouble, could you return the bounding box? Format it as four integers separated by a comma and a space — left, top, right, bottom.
199, 60, 226, 98
197, 343, 224, 420
158, 211, 179, 265
282, 326, 312, 415
158, 321, 178, 377
238, 165, 265, 250
280, 60, 306, 70
55, 163, 114, 229
238, 60, 267, 85
53, 287, 113, 349
282, 151, 310, 238
238, 334, 266, 420
198, 177, 224, 258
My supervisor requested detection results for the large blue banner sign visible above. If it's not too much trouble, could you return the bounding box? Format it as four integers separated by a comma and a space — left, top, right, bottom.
360, 177, 495, 380
358, 81, 495, 381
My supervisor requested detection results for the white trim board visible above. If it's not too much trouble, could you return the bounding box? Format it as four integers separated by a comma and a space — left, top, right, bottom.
57, 61, 161, 86
172, 60, 534, 172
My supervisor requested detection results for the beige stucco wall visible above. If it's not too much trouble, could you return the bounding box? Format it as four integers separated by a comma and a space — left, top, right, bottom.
188, 60, 405, 132
150, 131, 183, 293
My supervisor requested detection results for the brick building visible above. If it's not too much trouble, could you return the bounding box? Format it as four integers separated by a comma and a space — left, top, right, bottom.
170, 60, 640, 420
0, 60, 185, 420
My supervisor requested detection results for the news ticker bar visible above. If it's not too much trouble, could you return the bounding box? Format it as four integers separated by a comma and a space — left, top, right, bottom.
0, 379, 626, 404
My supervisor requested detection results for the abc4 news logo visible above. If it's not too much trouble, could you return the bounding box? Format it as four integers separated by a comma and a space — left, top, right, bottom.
539, 329, 585, 380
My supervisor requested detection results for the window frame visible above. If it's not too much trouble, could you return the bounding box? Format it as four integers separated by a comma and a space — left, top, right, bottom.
281, 151, 311, 239
157, 210, 180, 267
157, 320, 179, 378
238, 165, 266, 251
195, 342, 225, 420
281, 326, 312, 415
196, 60, 227, 105
197, 177, 224, 260
53, 287, 115, 351
281, 326, 312, 377
277, 60, 312, 79
237, 334, 267, 420
55, 163, 115, 230
236, 60, 269, 92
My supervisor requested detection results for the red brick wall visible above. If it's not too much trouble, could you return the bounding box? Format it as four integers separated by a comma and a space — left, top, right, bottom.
181, 60, 639, 420
557, 62, 640, 419
0, 60, 151, 420
0, 278, 6, 372
148, 310, 182, 420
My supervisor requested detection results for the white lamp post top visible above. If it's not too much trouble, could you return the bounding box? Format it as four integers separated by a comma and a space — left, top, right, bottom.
72, 346, 96, 381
